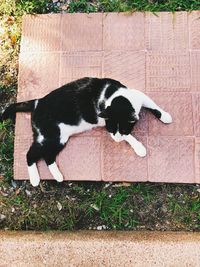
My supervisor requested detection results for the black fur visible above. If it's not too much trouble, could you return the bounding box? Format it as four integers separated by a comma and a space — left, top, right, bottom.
99, 96, 136, 135
1, 77, 166, 180
145, 108, 161, 119
1, 100, 35, 122
32, 77, 121, 127
2, 77, 132, 168
104, 79, 126, 99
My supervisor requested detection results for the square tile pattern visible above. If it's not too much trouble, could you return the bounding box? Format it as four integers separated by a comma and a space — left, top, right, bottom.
15, 11, 200, 183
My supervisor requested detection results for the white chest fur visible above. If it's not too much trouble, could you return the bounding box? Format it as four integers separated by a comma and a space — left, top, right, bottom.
58, 118, 105, 145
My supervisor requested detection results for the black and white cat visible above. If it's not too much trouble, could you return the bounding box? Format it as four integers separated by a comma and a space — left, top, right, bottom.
2, 77, 172, 186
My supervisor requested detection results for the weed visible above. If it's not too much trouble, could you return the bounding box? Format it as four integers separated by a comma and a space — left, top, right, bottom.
67, 0, 200, 13
167, 191, 200, 230
84, 188, 139, 229
68, 0, 98, 13
0, 121, 14, 182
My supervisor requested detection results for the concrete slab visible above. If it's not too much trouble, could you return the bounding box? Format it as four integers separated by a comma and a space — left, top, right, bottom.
59, 51, 103, 85
148, 92, 193, 136
104, 51, 146, 90
21, 14, 61, 52
14, 11, 200, 183
103, 12, 145, 51
145, 12, 189, 51
146, 51, 191, 92
0, 231, 200, 266
61, 13, 103, 52
148, 136, 195, 183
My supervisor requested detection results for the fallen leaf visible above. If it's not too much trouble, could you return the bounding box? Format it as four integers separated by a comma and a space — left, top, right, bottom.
57, 201, 62, 211
0, 214, 6, 220
112, 182, 131, 187
1, 192, 8, 197
11, 180, 17, 188
10, 34, 17, 45
90, 204, 99, 211
15, 188, 21, 195
25, 189, 31, 196
0, 130, 6, 141
0, 201, 6, 207
6, 16, 15, 25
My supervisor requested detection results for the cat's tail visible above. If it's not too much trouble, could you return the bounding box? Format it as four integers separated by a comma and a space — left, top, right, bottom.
0, 99, 36, 123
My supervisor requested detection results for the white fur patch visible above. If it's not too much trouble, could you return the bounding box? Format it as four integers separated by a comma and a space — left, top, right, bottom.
98, 83, 110, 111
97, 117, 106, 127
37, 130, 44, 144
28, 163, 40, 187
124, 134, 147, 157
32, 123, 45, 144
160, 112, 173, 124
138, 91, 173, 124
110, 132, 123, 142
48, 162, 63, 182
105, 87, 173, 127
58, 119, 105, 145
110, 133, 146, 157
105, 87, 143, 117
34, 100, 38, 109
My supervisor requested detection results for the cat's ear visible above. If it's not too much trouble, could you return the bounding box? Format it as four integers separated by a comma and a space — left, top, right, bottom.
98, 107, 110, 119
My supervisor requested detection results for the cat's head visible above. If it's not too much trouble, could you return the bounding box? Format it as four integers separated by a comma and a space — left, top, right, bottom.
98, 96, 138, 136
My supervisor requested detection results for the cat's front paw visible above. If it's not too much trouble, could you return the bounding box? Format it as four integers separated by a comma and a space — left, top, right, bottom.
160, 112, 172, 124
134, 142, 147, 157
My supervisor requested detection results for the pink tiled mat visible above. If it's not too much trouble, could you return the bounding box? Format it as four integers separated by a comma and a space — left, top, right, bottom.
14, 11, 200, 183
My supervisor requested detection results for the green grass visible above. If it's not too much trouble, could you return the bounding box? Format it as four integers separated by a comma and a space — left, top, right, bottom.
0, 0, 57, 181
84, 188, 138, 229
1, 182, 199, 230
0, 0, 57, 16
0, 121, 14, 183
0, 0, 200, 231
68, 0, 200, 13
167, 191, 200, 229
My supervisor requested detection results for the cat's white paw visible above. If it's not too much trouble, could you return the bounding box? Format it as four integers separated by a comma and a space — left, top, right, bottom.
48, 162, 64, 183
160, 112, 172, 124
30, 176, 40, 187
134, 142, 147, 157
54, 173, 64, 182
28, 163, 40, 187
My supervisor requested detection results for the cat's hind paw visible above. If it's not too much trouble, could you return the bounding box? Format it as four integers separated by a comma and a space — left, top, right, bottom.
30, 176, 40, 187
160, 112, 172, 124
28, 164, 40, 187
48, 162, 64, 183
54, 173, 64, 182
